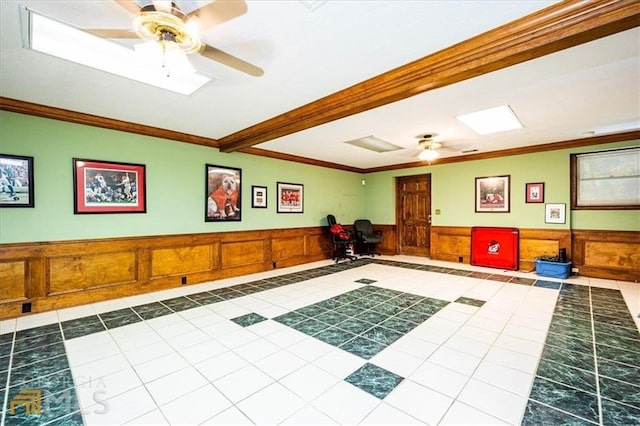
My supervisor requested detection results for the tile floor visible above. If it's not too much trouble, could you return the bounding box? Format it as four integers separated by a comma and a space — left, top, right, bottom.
1, 256, 639, 425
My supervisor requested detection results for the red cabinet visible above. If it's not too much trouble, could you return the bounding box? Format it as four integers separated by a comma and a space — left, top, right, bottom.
470, 227, 519, 270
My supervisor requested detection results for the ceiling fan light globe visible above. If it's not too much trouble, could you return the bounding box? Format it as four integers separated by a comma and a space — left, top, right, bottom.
418, 149, 440, 162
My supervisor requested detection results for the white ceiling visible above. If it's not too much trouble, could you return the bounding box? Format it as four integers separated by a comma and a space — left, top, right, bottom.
1, 1, 639, 169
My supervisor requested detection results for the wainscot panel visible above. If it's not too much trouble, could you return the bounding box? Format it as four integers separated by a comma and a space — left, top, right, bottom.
0, 226, 333, 319
572, 230, 640, 282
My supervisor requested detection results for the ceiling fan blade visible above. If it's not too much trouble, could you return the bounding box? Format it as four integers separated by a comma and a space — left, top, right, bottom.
201, 44, 263, 77
188, 0, 248, 30
85, 28, 138, 39
113, 0, 141, 14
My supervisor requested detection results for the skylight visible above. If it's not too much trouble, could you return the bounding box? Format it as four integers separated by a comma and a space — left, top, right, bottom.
20, 6, 212, 95
456, 105, 524, 135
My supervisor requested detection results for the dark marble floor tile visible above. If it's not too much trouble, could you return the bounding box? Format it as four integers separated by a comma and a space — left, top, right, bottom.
160, 297, 201, 312
545, 332, 593, 355
395, 309, 432, 325
1, 352, 10, 373
556, 298, 592, 313
213, 290, 244, 300
554, 305, 593, 322
354, 310, 388, 326
487, 274, 513, 282
551, 314, 593, 332
594, 318, 640, 338
597, 343, 640, 366
348, 298, 383, 310
314, 327, 357, 346
340, 336, 387, 360
273, 312, 308, 327
10, 342, 67, 370
536, 358, 597, 394
101, 312, 142, 330
593, 313, 638, 329
541, 345, 595, 372
522, 399, 597, 425
409, 301, 447, 316
454, 297, 485, 307
332, 293, 362, 304
369, 303, 405, 317
355, 278, 377, 284
132, 303, 173, 320
597, 358, 640, 385
591, 300, 632, 314
13, 333, 63, 354
332, 303, 364, 317
549, 321, 594, 341
8, 368, 74, 398
97, 308, 137, 322
315, 311, 349, 326
60, 315, 102, 331
362, 326, 403, 346
560, 283, 591, 295
534, 280, 562, 290
599, 376, 640, 409
383, 296, 416, 309
8, 355, 71, 388
600, 398, 640, 426
295, 304, 328, 318
336, 318, 375, 335
595, 330, 640, 354
231, 313, 267, 327
510, 277, 536, 286
345, 363, 404, 399
62, 321, 106, 340
14, 324, 60, 342
448, 269, 472, 277
314, 299, 343, 310
380, 317, 417, 334
185, 291, 223, 305
290, 318, 330, 336
470, 271, 491, 279
0, 332, 14, 345
528, 377, 600, 424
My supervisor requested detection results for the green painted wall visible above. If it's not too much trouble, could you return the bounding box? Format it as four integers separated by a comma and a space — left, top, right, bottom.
1, 111, 637, 244
0, 111, 365, 243
363, 140, 639, 231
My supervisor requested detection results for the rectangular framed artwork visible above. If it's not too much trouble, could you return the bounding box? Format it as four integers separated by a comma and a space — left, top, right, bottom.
73, 158, 146, 214
206, 164, 242, 221
545, 203, 566, 224
475, 175, 510, 213
277, 182, 303, 213
0, 154, 34, 208
525, 182, 545, 203
252, 185, 267, 208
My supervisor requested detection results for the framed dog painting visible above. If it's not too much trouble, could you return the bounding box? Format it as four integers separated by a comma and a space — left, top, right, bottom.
206, 164, 242, 221
475, 175, 510, 213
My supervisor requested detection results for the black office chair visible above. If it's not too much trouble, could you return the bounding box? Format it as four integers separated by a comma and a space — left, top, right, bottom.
353, 219, 382, 257
327, 214, 357, 263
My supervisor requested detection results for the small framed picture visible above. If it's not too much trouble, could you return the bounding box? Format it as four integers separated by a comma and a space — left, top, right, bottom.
252, 185, 267, 208
0, 154, 34, 208
545, 203, 566, 224
206, 164, 242, 221
73, 158, 146, 214
475, 175, 510, 213
277, 182, 303, 213
525, 182, 545, 203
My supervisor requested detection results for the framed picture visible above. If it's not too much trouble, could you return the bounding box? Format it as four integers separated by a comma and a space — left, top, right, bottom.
475, 175, 510, 213
206, 164, 241, 221
73, 158, 146, 214
251, 185, 267, 208
525, 182, 545, 203
277, 182, 303, 213
545, 203, 566, 224
0, 154, 34, 208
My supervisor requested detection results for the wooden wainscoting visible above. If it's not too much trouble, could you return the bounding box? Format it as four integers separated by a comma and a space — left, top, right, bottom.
572, 230, 640, 282
0, 227, 333, 320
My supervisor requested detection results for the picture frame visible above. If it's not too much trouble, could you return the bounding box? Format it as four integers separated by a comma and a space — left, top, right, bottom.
0, 154, 34, 208
251, 185, 268, 208
73, 158, 146, 214
277, 182, 303, 213
206, 164, 242, 221
475, 175, 510, 213
525, 182, 545, 203
545, 203, 566, 224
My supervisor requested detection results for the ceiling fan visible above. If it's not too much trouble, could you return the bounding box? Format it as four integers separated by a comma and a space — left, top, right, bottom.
411, 133, 449, 162
85, 0, 263, 77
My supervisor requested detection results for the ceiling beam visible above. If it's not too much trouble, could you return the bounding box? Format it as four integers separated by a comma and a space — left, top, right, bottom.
218, 0, 640, 153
